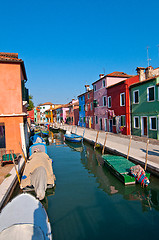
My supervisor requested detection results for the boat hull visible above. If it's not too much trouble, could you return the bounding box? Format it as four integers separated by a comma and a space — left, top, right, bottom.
64, 133, 83, 142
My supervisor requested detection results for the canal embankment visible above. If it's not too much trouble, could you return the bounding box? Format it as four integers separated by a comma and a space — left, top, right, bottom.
0, 157, 25, 210
60, 124, 159, 177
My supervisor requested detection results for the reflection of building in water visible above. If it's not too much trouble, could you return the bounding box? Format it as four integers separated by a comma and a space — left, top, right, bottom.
80, 143, 159, 212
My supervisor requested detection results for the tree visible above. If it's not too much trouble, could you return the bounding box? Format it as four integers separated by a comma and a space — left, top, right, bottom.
27, 95, 34, 111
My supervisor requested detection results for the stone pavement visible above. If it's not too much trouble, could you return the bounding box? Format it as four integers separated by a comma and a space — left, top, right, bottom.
61, 124, 159, 177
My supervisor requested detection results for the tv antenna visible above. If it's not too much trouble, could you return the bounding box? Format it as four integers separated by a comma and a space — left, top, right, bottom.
147, 46, 151, 67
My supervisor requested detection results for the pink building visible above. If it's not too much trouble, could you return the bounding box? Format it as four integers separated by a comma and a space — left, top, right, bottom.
92, 72, 133, 131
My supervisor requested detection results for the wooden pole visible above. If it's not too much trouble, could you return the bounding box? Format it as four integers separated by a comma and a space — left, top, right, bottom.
19, 142, 27, 164
127, 135, 132, 160
75, 126, 77, 134
145, 139, 149, 171
94, 131, 99, 150
102, 132, 108, 155
11, 151, 21, 185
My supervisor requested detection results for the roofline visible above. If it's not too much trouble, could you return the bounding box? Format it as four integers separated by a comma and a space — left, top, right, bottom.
129, 75, 159, 88
92, 75, 133, 85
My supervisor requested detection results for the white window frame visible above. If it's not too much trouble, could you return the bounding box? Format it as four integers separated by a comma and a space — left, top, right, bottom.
103, 96, 106, 106
133, 90, 139, 104
149, 116, 157, 130
85, 104, 88, 111
134, 116, 140, 129
147, 86, 155, 102
108, 96, 111, 108
120, 92, 125, 106
121, 115, 126, 127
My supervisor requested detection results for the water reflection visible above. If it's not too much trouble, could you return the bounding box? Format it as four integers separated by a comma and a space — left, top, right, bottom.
80, 142, 159, 212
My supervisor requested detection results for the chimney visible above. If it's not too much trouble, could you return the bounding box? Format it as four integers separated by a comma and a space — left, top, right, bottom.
145, 66, 153, 79
99, 74, 104, 79
85, 85, 90, 92
136, 67, 145, 81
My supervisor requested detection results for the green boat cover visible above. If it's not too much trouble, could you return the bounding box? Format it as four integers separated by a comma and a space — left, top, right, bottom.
102, 155, 136, 174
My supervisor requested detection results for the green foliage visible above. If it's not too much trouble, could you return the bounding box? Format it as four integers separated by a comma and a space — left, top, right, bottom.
27, 95, 35, 111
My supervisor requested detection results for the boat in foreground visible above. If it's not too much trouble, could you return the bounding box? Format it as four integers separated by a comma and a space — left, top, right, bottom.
21, 150, 55, 200
64, 131, 83, 143
0, 193, 52, 240
102, 154, 150, 186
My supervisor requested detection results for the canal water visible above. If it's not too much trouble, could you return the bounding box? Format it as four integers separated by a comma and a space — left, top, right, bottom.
44, 131, 159, 240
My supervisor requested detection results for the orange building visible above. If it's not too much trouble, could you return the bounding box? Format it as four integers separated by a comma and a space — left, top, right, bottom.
0, 52, 29, 156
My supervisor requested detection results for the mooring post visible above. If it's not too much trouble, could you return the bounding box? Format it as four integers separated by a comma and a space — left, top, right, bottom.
102, 132, 108, 155
75, 126, 77, 134
145, 139, 149, 171
94, 131, 99, 150
11, 151, 21, 185
127, 135, 132, 160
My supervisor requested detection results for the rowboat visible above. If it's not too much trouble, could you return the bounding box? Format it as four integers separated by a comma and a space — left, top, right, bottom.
102, 154, 150, 186
30, 134, 46, 144
64, 131, 83, 143
0, 193, 52, 240
21, 151, 55, 200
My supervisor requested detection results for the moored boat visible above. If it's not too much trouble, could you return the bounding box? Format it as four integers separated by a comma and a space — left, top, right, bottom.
0, 193, 52, 240
64, 131, 83, 143
21, 150, 55, 200
102, 154, 150, 186
29, 142, 47, 156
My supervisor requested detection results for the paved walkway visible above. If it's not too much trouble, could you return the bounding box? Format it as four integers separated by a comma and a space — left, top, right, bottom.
61, 125, 159, 177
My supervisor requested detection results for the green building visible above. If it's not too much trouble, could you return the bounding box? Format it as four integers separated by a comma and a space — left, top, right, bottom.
130, 76, 159, 140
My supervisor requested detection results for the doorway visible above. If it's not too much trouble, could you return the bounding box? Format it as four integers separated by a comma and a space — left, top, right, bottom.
100, 118, 103, 130
109, 119, 113, 132
105, 119, 107, 132
141, 117, 148, 136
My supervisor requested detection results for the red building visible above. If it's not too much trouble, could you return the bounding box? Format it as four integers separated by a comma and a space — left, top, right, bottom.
27, 109, 34, 124
107, 75, 139, 135
85, 89, 94, 129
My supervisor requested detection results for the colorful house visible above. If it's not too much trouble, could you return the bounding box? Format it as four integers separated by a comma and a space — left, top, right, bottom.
39, 102, 53, 123
130, 74, 159, 139
78, 92, 86, 127
67, 99, 79, 125
0, 52, 29, 156
27, 109, 34, 124
56, 104, 69, 123
92, 72, 133, 131
107, 75, 139, 135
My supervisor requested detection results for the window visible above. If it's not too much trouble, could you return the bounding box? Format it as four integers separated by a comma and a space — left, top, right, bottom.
108, 96, 111, 108
103, 80, 105, 87
147, 86, 155, 101
84, 117, 85, 123
81, 96, 83, 101
150, 117, 157, 130
93, 100, 98, 107
113, 117, 116, 126
134, 116, 139, 128
86, 117, 89, 123
90, 102, 93, 110
79, 106, 81, 111
94, 85, 96, 91
0, 123, 5, 148
88, 93, 90, 99
84, 105, 85, 111
133, 90, 139, 104
43, 107, 45, 109
121, 115, 126, 126
80, 117, 82, 123
103, 96, 106, 106
85, 104, 88, 111
72, 117, 73, 122
120, 93, 125, 106
91, 117, 93, 124
95, 116, 98, 124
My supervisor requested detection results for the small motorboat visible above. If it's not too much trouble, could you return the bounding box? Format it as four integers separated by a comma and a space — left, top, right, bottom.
30, 134, 46, 144
0, 193, 52, 240
64, 131, 83, 143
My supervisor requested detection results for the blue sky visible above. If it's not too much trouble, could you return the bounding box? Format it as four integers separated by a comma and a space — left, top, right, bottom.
1, 0, 159, 106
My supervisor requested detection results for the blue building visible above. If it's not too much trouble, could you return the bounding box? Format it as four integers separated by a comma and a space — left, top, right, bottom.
78, 93, 86, 127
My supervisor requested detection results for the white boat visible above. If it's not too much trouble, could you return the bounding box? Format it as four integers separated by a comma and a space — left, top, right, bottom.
0, 193, 52, 240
